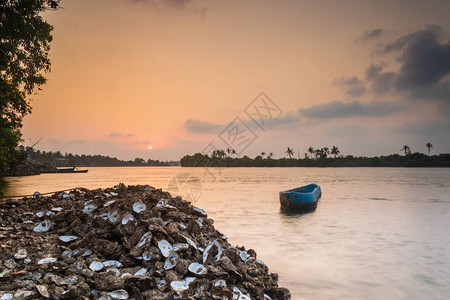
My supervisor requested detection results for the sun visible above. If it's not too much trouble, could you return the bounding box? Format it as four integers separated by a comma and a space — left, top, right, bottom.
147, 146, 153, 149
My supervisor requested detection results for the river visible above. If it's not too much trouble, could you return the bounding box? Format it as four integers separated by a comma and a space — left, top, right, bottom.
2, 167, 450, 299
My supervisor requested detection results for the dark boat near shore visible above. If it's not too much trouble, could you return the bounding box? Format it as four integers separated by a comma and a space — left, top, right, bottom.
280, 183, 321, 211
41, 167, 88, 174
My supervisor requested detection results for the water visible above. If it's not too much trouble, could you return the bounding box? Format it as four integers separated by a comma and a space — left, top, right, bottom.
2, 167, 450, 299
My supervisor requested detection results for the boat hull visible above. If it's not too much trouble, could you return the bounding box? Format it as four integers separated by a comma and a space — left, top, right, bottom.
280, 184, 321, 211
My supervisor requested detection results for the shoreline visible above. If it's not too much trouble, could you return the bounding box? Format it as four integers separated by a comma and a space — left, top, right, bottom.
0, 184, 290, 299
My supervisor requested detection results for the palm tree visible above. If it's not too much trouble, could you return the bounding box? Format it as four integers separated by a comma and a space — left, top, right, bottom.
260, 152, 266, 158
426, 142, 433, 156
231, 149, 237, 158
331, 146, 340, 158
314, 149, 321, 159
401, 145, 411, 156
226, 148, 232, 157
286, 147, 294, 159
268, 152, 274, 159
307, 147, 314, 159
321, 147, 330, 158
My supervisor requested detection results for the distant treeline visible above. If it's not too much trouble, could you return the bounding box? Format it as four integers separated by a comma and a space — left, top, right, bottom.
181, 152, 450, 168
20, 146, 180, 167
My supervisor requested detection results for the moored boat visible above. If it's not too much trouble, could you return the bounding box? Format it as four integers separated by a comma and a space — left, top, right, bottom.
41, 167, 88, 174
279, 183, 321, 211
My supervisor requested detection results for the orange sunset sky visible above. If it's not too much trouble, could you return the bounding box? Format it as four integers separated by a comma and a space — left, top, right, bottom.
24, 0, 450, 160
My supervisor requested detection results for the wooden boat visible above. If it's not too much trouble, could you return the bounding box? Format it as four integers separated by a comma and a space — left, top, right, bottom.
279, 183, 321, 211
41, 167, 88, 174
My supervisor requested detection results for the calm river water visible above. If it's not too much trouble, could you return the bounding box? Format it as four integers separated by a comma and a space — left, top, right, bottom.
2, 167, 450, 299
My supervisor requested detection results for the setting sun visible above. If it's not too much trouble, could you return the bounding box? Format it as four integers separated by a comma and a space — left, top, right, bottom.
147, 146, 153, 149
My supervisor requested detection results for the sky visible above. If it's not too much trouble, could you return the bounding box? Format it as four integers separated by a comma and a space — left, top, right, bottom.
23, 0, 450, 160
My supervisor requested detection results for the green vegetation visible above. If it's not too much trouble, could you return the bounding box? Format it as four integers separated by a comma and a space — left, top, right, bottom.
0, 0, 60, 175
20, 146, 179, 167
181, 146, 450, 168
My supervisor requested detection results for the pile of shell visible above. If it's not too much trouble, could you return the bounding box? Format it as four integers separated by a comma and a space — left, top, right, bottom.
0, 184, 290, 299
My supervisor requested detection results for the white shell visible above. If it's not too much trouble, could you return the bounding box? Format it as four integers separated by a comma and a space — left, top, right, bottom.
107, 289, 129, 299
36, 211, 45, 217
83, 204, 97, 214
181, 234, 198, 250
239, 250, 250, 262
134, 268, 147, 276
110, 192, 118, 196
0, 293, 13, 300
122, 213, 135, 225
164, 252, 179, 270
108, 211, 119, 223
193, 207, 207, 216
103, 260, 123, 268
156, 199, 166, 207
89, 261, 104, 271
195, 217, 204, 228
59, 235, 78, 243
136, 232, 152, 249
158, 240, 173, 257
170, 280, 189, 292
51, 207, 63, 212
38, 257, 57, 264
142, 250, 152, 261
33, 220, 51, 232
203, 240, 222, 264
104, 200, 116, 207
133, 202, 146, 213
173, 243, 189, 252
188, 262, 207, 275
13, 249, 27, 259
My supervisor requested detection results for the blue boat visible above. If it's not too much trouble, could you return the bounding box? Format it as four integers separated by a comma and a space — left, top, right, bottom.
279, 183, 321, 211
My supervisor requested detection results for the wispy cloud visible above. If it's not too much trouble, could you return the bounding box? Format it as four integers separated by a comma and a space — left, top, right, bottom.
108, 132, 121, 138
184, 119, 222, 133
332, 76, 367, 97
361, 28, 384, 41
298, 100, 402, 119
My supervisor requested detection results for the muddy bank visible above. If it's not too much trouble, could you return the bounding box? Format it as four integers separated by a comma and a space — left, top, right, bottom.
0, 184, 290, 299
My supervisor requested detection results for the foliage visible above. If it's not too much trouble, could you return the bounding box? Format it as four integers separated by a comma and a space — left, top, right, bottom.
0, 0, 60, 174
20, 146, 180, 167
181, 149, 450, 168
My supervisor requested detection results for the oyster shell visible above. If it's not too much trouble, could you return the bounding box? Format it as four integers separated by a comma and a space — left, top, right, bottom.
164, 252, 179, 270
133, 202, 146, 213
158, 240, 173, 257
203, 240, 222, 264
33, 220, 51, 232
188, 262, 207, 276
135, 232, 152, 249
107, 289, 129, 299
108, 211, 120, 223
103, 260, 123, 268
89, 261, 104, 271
122, 213, 135, 225
83, 204, 97, 214
37, 257, 57, 264
59, 235, 78, 243
13, 248, 27, 259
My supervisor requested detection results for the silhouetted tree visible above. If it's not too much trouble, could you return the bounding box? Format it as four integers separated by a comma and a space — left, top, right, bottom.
331, 146, 340, 158
307, 147, 314, 159
426, 142, 433, 156
286, 147, 294, 159
0, 0, 60, 175
401, 145, 411, 156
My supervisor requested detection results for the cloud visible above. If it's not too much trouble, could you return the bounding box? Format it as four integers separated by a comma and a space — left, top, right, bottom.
130, 0, 195, 9
361, 28, 383, 41
382, 25, 450, 91
68, 139, 87, 145
298, 100, 402, 119
184, 119, 222, 133
125, 133, 136, 138
333, 76, 367, 97
108, 132, 121, 138
365, 64, 395, 94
